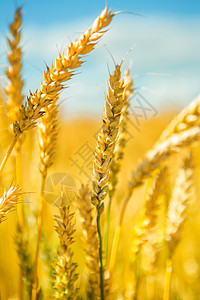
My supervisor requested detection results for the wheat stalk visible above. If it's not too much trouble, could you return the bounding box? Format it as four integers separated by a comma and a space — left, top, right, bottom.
163, 154, 193, 300
131, 169, 166, 298
13, 6, 114, 137
109, 68, 134, 198
92, 63, 126, 208
15, 226, 36, 299
32, 99, 59, 299
104, 68, 133, 262
5, 7, 24, 124
52, 199, 78, 299
78, 184, 111, 299
78, 184, 100, 297
165, 154, 193, 256
92, 62, 127, 298
109, 127, 200, 276
0, 6, 114, 176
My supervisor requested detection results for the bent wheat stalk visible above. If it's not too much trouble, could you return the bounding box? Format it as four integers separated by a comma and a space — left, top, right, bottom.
0, 5, 115, 176
163, 154, 193, 300
109, 127, 200, 276
133, 169, 166, 298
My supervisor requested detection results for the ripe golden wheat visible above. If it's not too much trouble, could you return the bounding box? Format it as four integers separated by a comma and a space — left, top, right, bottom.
0, 4, 200, 300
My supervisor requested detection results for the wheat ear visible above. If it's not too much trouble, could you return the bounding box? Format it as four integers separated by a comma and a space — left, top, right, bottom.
163, 154, 193, 300
92, 63, 126, 207
104, 68, 134, 261
109, 68, 134, 198
0, 185, 21, 223
0, 6, 114, 176
92, 63, 126, 299
52, 199, 78, 299
13, 6, 114, 137
109, 126, 200, 276
5, 7, 24, 123
159, 94, 200, 142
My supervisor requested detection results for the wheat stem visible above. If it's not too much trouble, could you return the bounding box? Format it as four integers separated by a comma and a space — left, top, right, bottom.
104, 69, 133, 262
16, 144, 24, 300
16, 144, 24, 228
32, 174, 46, 300
163, 258, 172, 300
109, 189, 131, 275
104, 193, 112, 263
96, 208, 105, 300
0, 132, 21, 175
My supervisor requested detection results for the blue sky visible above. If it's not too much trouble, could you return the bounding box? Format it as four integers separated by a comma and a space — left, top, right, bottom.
0, 0, 200, 117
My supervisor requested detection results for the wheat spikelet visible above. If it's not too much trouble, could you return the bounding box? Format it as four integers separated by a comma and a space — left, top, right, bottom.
129, 127, 200, 192
109, 68, 134, 198
78, 184, 111, 299
13, 6, 114, 136
38, 99, 59, 178
92, 63, 126, 209
165, 154, 193, 256
52, 200, 78, 299
159, 94, 200, 142
5, 7, 24, 124
0, 185, 21, 223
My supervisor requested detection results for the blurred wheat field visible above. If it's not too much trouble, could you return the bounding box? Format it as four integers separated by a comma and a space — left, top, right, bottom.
0, 4, 200, 300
